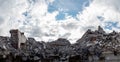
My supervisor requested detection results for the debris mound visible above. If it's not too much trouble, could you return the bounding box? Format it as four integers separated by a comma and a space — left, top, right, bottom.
0, 26, 120, 62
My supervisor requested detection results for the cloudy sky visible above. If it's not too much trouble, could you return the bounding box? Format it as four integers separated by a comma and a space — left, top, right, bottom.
0, 0, 120, 43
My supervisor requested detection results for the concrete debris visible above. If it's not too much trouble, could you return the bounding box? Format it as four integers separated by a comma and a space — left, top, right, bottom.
0, 26, 120, 62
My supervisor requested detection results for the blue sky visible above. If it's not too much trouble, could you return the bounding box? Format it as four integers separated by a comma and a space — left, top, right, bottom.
48, 0, 90, 20
0, 0, 120, 43
105, 21, 120, 30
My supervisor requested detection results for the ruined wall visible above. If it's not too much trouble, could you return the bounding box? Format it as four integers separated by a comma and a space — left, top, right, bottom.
18, 32, 27, 49
10, 29, 27, 49
10, 29, 19, 49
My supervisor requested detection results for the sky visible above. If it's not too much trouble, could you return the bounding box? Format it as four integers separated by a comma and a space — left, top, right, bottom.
0, 0, 120, 43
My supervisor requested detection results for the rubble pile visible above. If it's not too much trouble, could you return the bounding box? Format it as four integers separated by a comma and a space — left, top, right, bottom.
0, 26, 120, 62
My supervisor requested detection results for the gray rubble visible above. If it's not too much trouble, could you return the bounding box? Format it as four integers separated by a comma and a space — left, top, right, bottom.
0, 26, 120, 62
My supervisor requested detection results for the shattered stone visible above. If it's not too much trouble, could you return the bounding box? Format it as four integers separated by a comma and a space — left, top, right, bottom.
0, 27, 119, 62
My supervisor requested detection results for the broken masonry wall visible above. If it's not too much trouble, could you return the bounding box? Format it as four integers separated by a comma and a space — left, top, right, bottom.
10, 29, 27, 49
10, 29, 19, 49
19, 33, 27, 50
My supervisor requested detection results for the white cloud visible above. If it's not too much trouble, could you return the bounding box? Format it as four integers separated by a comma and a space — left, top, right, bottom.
0, 0, 120, 44
0, 0, 28, 36
77, 0, 120, 32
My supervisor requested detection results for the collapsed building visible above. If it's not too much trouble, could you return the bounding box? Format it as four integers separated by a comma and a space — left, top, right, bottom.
0, 26, 120, 62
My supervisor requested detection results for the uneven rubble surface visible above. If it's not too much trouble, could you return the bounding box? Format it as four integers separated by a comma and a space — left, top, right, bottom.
0, 26, 120, 62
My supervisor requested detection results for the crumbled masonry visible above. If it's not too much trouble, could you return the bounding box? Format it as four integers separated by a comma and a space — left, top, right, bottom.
0, 26, 120, 62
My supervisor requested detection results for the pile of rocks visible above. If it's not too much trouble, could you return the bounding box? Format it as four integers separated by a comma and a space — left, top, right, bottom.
0, 26, 120, 62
